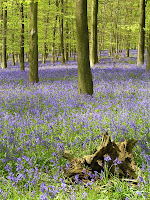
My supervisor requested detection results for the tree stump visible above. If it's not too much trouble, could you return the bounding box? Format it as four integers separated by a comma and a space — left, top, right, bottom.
62, 132, 138, 182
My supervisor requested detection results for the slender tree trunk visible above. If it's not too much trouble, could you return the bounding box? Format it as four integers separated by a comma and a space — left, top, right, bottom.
42, 0, 50, 64
51, 27, 55, 64
20, 2, 25, 71
146, 21, 150, 72
76, 0, 93, 95
51, 0, 58, 64
65, 0, 69, 62
65, 21, 69, 61
126, 48, 129, 57
29, 0, 39, 83
1, 1, 7, 69
42, 43, 47, 64
12, 52, 15, 65
115, 26, 119, 59
15, 53, 19, 63
11, 2, 15, 66
60, 0, 65, 64
90, 0, 98, 66
108, 34, 112, 57
137, 0, 145, 65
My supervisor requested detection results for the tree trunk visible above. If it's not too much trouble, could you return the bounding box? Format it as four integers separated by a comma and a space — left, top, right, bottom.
65, 21, 69, 62
20, 2, 25, 71
51, 0, 58, 64
115, 28, 119, 59
126, 48, 129, 57
11, 2, 15, 66
59, 0, 65, 64
29, 0, 39, 83
1, 1, 7, 69
108, 34, 112, 57
137, 0, 145, 65
42, 43, 47, 64
90, 0, 98, 66
15, 53, 19, 63
42, 0, 50, 64
146, 21, 150, 72
12, 52, 15, 65
76, 0, 93, 95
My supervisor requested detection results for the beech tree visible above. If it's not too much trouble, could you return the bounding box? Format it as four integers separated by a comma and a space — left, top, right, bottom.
20, 2, 25, 71
137, 0, 145, 65
90, 0, 98, 66
1, 0, 7, 69
146, 20, 150, 71
76, 0, 93, 95
29, 0, 39, 83
59, 0, 65, 64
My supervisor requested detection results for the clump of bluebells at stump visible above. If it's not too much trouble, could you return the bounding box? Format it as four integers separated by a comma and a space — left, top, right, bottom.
0, 50, 150, 199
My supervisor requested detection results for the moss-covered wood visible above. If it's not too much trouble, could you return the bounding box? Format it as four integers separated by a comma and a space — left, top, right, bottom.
62, 132, 138, 182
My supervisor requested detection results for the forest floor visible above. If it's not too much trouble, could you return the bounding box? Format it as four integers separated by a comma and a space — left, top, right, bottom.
0, 50, 150, 200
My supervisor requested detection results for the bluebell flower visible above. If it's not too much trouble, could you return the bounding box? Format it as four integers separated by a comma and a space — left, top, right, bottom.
40, 183, 48, 192
113, 157, 122, 165
40, 194, 48, 200
136, 191, 142, 196
139, 176, 144, 183
7, 172, 15, 182
104, 155, 111, 162
82, 192, 87, 198
75, 174, 79, 183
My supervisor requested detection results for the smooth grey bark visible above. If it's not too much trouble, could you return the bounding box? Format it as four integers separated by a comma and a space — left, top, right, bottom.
29, 0, 39, 83
76, 0, 93, 95
90, 0, 98, 66
137, 0, 145, 65
20, 2, 25, 71
1, 1, 7, 69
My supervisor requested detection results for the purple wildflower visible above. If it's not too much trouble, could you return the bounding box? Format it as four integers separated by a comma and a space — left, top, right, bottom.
40, 194, 48, 200
136, 191, 142, 196
104, 155, 111, 162
113, 157, 122, 165
75, 174, 79, 183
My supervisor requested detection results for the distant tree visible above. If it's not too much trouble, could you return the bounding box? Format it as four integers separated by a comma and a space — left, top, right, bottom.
76, 0, 93, 95
11, 1, 15, 66
137, 0, 145, 65
59, 0, 65, 64
20, 2, 25, 71
29, 0, 39, 83
90, 0, 98, 66
1, 0, 7, 69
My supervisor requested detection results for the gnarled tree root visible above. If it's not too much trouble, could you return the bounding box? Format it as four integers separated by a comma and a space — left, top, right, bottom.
62, 132, 138, 182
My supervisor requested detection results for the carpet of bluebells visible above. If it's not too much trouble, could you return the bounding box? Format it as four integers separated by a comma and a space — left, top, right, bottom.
0, 50, 150, 199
